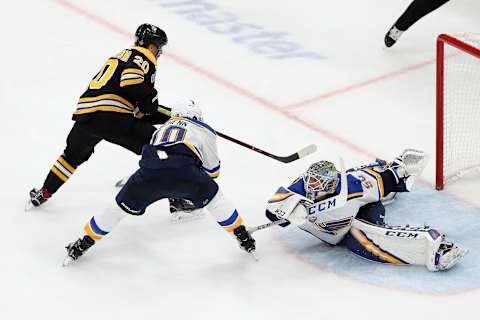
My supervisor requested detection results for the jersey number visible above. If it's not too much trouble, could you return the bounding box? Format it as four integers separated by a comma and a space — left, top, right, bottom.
89, 59, 118, 90
159, 126, 187, 144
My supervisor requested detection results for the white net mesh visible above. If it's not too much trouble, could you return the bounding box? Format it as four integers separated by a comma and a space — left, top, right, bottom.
442, 33, 480, 183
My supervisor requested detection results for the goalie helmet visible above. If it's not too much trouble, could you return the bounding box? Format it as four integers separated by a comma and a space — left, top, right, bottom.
171, 99, 203, 122
303, 160, 339, 199
135, 23, 168, 49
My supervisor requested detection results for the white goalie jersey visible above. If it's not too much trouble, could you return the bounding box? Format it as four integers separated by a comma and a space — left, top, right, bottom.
267, 168, 385, 245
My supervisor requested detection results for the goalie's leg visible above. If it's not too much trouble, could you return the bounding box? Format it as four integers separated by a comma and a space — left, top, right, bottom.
344, 218, 467, 271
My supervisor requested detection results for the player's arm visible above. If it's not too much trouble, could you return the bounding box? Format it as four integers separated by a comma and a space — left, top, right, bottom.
119, 54, 170, 123
265, 184, 313, 226
201, 131, 221, 179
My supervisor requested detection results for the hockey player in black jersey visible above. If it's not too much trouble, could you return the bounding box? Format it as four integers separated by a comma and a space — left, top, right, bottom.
385, 0, 450, 47
27, 23, 171, 209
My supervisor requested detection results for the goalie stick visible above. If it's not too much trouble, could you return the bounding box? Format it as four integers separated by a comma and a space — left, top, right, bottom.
248, 157, 348, 234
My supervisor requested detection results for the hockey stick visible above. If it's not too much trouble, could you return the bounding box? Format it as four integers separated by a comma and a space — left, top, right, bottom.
247, 218, 288, 234
160, 107, 317, 163
216, 131, 317, 164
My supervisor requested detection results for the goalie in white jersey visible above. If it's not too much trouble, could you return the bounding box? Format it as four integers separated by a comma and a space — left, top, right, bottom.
62, 99, 256, 265
266, 150, 467, 272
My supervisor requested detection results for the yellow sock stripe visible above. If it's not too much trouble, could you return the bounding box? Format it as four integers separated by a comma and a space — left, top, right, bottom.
225, 217, 244, 233
364, 168, 384, 197
51, 166, 68, 182
350, 229, 404, 264
58, 156, 76, 174
84, 223, 103, 241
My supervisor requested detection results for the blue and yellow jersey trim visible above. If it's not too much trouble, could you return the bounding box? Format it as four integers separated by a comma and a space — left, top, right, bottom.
361, 168, 385, 198
170, 116, 216, 135
202, 164, 220, 178
347, 192, 364, 200
217, 210, 243, 233
120, 68, 145, 87
84, 217, 109, 241
268, 186, 296, 203
75, 94, 134, 115
350, 228, 408, 265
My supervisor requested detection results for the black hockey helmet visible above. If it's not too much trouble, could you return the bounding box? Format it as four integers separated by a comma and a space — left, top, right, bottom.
135, 23, 168, 49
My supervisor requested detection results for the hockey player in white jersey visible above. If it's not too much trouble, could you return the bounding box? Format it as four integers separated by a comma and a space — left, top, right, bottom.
62, 99, 255, 265
265, 149, 467, 271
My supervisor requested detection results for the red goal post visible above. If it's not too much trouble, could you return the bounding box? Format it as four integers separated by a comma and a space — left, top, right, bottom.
436, 34, 480, 190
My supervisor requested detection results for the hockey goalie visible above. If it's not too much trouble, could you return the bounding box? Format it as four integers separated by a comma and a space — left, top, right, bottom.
265, 149, 467, 272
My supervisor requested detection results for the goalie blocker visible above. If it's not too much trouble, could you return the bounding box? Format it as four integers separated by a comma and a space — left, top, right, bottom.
265, 149, 467, 271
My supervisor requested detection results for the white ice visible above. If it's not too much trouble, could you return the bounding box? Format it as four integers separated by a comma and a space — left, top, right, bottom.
1, 0, 480, 319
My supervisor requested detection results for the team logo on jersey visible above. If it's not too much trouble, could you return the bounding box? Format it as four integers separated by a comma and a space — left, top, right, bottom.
309, 216, 352, 235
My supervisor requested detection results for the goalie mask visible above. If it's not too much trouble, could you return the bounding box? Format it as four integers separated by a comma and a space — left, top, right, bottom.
171, 99, 203, 122
303, 161, 339, 200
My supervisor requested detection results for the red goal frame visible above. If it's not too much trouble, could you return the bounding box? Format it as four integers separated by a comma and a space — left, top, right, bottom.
436, 34, 480, 190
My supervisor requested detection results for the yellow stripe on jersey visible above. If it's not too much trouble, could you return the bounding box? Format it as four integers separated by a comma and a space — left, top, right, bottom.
363, 169, 385, 197
133, 46, 157, 65
51, 166, 68, 182
269, 192, 295, 203
74, 106, 133, 115
121, 68, 144, 76
350, 228, 406, 264
120, 78, 144, 87
208, 171, 220, 178
78, 94, 134, 109
120, 68, 145, 87
347, 192, 363, 200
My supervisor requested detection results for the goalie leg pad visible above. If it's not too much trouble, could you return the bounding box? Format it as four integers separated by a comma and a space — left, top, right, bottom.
345, 218, 466, 271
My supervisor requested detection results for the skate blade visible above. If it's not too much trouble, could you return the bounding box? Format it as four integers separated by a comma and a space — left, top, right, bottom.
170, 210, 205, 224
62, 256, 74, 267
249, 250, 259, 261
24, 199, 35, 212
115, 179, 126, 188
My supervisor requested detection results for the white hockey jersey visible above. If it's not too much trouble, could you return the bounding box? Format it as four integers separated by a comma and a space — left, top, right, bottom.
150, 116, 220, 178
267, 168, 386, 245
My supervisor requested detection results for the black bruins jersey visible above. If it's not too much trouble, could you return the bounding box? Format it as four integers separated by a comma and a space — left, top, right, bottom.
73, 46, 159, 120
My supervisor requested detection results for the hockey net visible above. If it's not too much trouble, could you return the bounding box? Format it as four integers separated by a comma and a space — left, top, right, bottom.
436, 33, 480, 190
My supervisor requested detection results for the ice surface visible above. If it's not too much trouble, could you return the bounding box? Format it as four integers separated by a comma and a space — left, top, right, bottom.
1, 0, 480, 319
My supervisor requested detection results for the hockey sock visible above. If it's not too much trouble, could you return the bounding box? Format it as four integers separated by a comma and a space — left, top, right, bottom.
83, 203, 128, 240
42, 155, 77, 194
206, 190, 245, 233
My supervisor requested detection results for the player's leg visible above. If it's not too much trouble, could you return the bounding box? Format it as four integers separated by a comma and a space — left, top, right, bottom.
344, 218, 467, 271
28, 120, 102, 209
385, 0, 450, 47
101, 113, 156, 155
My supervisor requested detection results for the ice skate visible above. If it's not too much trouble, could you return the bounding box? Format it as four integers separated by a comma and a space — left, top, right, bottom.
62, 235, 95, 267
233, 225, 256, 254
25, 188, 51, 211
384, 25, 404, 47
169, 198, 204, 223
436, 242, 468, 271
